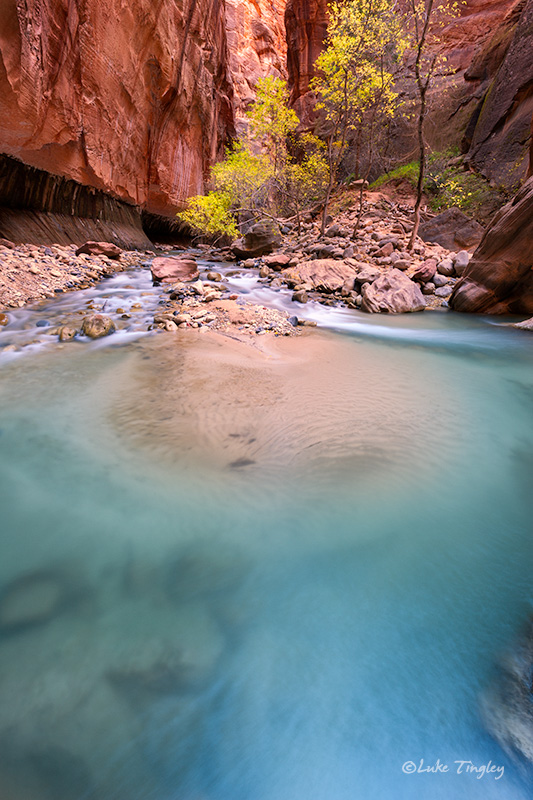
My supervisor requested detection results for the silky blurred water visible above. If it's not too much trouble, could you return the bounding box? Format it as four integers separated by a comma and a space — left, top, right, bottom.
0, 268, 532, 799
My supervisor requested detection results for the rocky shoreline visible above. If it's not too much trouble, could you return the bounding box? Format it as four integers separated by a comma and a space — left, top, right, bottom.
0, 191, 492, 344
147, 191, 482, 342
0, 239, 155, 312
225, 193, 473, 314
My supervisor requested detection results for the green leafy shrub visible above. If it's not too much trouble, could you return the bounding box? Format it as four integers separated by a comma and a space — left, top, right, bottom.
369, 161, 419, 189
370, 150, 511, 222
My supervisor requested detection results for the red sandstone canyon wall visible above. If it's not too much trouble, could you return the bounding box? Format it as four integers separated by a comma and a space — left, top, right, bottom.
226, 0, 287, 136
463, 0, 533, 187
285, 0, 329, 123
0, 0, 234, 218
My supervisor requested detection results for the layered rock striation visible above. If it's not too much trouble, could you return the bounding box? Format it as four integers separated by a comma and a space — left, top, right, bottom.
0, 0, 235, 242
285, 0, 329, 123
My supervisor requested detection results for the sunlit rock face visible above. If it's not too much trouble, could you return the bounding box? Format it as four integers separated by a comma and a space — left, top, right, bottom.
0, 0, 531, 235
0, 0, 235, 218
226, 0, 287, 136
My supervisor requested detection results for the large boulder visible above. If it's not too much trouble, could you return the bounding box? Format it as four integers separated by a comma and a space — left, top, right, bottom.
361, 269, 426, 313
76, 242, 122, 259
281, 259, 358, 293
262, 253, 292, 270
419, 208, 485, 250
151, 257, 199, 284
450, 176, 533, 314
81, 315, 116, 339
232, 222, 281, 259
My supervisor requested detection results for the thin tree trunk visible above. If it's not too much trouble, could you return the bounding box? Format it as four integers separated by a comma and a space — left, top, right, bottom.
407, 0, 435, 252
408, 87, 427, 251
526, 109, 533, 178
321, 136, 336, 235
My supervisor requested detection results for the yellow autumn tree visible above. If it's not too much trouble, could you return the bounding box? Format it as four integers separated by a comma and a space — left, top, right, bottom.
312, 0, 406, 233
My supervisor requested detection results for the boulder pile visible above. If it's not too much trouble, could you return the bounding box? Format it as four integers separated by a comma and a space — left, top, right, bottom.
218, 195, 474, 314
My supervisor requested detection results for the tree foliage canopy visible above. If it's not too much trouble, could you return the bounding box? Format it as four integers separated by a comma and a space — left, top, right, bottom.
177, 77, 328, 239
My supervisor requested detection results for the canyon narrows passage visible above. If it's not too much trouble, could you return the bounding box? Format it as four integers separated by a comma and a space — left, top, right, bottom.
0, 264, 532, 799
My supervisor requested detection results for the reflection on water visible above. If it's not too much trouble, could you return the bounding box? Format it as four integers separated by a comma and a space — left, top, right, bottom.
0, 312, 532, 799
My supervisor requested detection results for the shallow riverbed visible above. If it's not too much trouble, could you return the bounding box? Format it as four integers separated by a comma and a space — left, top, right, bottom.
0, 262, 532, 799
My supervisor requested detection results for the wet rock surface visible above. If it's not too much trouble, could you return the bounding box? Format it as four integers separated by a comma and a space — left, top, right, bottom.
81, 314, 116, 339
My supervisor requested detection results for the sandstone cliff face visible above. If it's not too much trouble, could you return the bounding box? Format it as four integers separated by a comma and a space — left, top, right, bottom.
0, 0, 234, 219
463, 0, 533, 188
285, 0, 329, 123
440, 0, 520, 70
226, 0, 287, 136
450, 174, 533, 314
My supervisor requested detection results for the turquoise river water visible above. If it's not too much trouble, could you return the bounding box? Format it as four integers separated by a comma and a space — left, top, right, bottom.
0, 260, 532, 799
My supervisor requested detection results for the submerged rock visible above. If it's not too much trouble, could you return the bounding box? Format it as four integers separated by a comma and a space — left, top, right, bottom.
361, 269, 426, 313
482, 616, 533, 765
81, 314, 116, 339
0, 571, 66, 632
167, 544, 248, 602
109, 602, 225, 694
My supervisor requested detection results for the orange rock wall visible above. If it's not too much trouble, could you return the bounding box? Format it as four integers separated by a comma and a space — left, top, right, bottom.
226, 0, 287, 135
285, 0, 329, 122
0, 0, 234, 217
